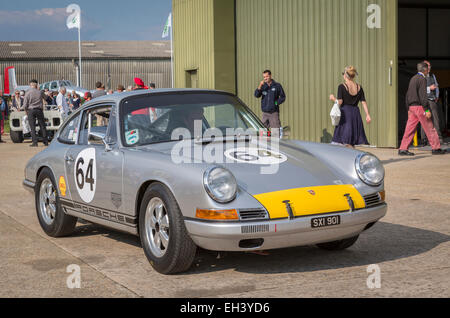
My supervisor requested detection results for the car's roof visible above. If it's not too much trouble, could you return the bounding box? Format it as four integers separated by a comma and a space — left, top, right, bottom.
81, 88, 234, 108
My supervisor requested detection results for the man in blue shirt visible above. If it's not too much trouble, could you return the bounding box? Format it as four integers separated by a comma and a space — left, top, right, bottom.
254, 70, 286, 137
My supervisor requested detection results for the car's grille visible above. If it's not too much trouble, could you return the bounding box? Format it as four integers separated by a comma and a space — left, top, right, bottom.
239, 209, 269, 221
364, 193, 383, 208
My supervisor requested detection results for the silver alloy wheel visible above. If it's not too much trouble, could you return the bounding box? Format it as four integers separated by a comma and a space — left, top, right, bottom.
145, 197, 170, 258
39, 178, 57, 225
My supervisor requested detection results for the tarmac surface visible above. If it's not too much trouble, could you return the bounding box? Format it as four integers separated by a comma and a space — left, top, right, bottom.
0, 135, 449, 298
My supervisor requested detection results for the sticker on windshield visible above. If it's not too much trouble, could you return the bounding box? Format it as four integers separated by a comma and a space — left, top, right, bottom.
125, 129, 139, 145
74, 148, 96, 203
224, 148, 288, 165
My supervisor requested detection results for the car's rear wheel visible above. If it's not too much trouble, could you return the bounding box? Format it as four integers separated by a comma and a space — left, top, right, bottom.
316, 235, 359, 251
35, 168, 77, 237
139, 182, 197, 274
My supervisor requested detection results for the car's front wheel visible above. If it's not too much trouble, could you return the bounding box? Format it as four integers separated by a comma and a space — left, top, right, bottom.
139, 182, 197, 274
35, 168, 77, 237
316, 235, 359, 251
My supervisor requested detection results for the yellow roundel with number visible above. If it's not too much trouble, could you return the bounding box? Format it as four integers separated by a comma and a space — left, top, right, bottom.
59, 176, 67, 197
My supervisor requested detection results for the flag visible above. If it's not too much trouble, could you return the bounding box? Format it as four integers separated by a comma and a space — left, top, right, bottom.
66, 4, 81, 29
162, 13, 172, 38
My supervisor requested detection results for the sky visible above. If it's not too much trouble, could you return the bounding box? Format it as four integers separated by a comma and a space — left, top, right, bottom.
0, 0, 172, 41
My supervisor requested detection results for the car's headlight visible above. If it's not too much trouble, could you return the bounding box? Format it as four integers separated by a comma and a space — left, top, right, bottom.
355, 153, 385, 186
203, 167, 237, 203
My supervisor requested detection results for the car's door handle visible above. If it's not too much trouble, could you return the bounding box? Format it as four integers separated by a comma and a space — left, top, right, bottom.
64, 155, 74, 163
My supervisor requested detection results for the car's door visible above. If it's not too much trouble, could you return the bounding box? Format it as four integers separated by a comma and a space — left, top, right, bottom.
64, 104, 124, 216
54, 111, 83, 203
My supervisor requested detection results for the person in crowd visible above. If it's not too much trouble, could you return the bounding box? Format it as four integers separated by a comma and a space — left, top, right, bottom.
117, 85, 125, 93
133, 78, 148, 90
126, 85, 133, 92
420, 60, 446, 146
56, 87, 70, 119
12, 90, 24, 112
329, 66, 371, 148
0, 110, 3, 143
42, 89, 53, 107
149, 83, 156, 89
107, 89, 114, 95
398, 62, 446, 156
92, 81, 107, 99
71, 93, 81, 110
51, 91, 58, 106
23, 80, 48, 147
0, 90, 8, 143
84, 92, 92, 103
254, 70, 286, 138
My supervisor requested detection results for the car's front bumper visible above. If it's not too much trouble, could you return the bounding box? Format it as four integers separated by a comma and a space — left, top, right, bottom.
185, 204, 387, 251
23, 179, 35, 194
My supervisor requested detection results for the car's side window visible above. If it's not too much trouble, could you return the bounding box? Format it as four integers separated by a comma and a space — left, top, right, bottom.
106, 108, 118, 144
44, 83, 50, 90
50, 82, 58, 90
78, 105, 112, 145
58, 114, 81, 144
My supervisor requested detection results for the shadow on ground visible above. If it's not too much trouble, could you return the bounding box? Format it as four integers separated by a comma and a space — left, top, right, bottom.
381, 155, 429, 165
68, 221, 449, 276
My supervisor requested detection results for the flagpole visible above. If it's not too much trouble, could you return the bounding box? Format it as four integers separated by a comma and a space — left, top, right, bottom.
170, 14, 174, 88
78, 23, 82, 88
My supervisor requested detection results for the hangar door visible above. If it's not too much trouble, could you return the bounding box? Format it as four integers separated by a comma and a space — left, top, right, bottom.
236, 0, 398, 147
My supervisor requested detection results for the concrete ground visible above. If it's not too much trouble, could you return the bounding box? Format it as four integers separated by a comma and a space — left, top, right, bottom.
0, 135, 449, 298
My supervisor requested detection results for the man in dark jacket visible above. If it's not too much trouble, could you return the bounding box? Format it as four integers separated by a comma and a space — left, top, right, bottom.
254, 70, 286, 137
399, 62, 446, 156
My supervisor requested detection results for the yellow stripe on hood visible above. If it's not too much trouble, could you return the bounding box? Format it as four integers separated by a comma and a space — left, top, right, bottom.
253, 185, 365, 219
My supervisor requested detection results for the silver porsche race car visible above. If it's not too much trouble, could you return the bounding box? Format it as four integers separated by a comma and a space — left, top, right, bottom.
23, 89, 387, 274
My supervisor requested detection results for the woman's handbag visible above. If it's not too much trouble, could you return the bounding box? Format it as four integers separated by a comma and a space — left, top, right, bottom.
330, 101, 341, 126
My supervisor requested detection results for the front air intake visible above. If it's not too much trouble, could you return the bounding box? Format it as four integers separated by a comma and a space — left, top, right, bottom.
363, 193, 382, 208
239, 209, 269, 221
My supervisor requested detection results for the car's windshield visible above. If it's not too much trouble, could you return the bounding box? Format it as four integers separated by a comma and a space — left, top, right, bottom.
120, 92, 266, 146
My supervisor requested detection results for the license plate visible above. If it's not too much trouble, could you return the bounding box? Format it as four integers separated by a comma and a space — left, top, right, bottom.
311, 215, 341, 228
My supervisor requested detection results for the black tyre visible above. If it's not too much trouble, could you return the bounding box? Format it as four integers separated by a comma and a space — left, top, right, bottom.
35, 168, 77, 237
10, 130, 24, 143
316, 235, 359, 251
139, 182, 197, 274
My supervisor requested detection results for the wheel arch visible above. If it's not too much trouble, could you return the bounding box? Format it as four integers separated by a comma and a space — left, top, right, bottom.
36, 165, 57, 184
135, 179, 179, 233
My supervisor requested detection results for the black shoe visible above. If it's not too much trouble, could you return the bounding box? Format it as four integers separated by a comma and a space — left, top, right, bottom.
399, 150, 415, 156
30, 143, 38, 147
432, 149, 447, 155
0, 140, 5, 143
44, 142, 49, 147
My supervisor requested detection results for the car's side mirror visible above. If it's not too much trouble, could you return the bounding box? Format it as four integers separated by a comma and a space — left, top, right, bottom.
88, 131, 114, 151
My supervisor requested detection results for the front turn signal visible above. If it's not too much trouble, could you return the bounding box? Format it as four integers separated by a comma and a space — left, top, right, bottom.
379, 191, 386, 202
196, 209, 239, 220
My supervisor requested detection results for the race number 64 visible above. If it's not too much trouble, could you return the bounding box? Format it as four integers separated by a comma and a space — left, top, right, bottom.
74, 148, 97, 203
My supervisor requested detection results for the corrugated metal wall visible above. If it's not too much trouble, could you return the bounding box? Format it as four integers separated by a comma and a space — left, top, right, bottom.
236, 0, 398, 147
173, 0, 216, 89
0, 59, 171, 91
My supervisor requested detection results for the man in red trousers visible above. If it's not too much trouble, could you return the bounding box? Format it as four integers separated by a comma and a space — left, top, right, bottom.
399, 62, 446, 156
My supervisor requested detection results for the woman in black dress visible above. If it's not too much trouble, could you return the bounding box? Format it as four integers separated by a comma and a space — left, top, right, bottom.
330, 66, 371, 148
